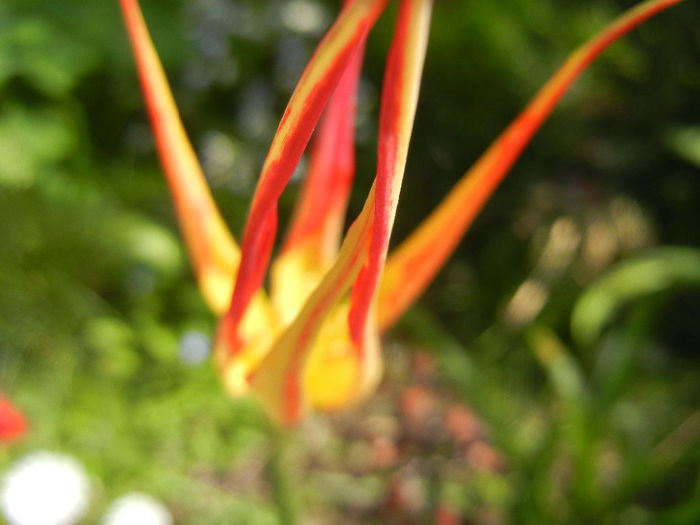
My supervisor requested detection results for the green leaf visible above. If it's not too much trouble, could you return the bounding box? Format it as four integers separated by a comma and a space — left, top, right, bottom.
0, 17, 97, 97
665, 126, 700, 168
571, 247, 700, 346
0, 106, 75, 188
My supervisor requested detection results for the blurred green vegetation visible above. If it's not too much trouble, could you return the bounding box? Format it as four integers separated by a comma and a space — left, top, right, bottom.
1, 0, 699, 523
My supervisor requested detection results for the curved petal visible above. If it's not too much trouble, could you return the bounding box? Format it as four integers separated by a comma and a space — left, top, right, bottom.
282, 0, 365, 265
220, 0, 389, 357
248, 0, 433, 425
378, 0, 688, 330
119, 0, 243, 314
349, 0, 432, 347
251, 189, 375, 425
271, 31, 366, 327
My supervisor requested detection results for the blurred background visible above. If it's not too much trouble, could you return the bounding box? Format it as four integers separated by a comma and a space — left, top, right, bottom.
1, 0, 699, 523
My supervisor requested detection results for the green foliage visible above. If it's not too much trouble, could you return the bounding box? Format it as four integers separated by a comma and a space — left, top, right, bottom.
572, 247, 700, 346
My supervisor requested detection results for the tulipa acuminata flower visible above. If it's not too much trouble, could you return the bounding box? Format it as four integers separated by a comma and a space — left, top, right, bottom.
119, 0, 687, 426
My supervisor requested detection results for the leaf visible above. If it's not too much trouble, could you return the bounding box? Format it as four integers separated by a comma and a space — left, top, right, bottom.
665, 126, 700, 168
0, 16, 97, 97
0, 106, 75, 188
571, 246, 700, 346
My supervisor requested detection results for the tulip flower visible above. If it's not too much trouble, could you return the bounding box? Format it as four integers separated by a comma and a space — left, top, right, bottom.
119, 0, 686, 425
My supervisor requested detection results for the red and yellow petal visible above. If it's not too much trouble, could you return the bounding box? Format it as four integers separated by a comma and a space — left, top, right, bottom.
249, 0, 433, 425
282, 0, 365, 265
271, 27, 367, 325
251, 190, 375, 425
349, 0, 432, 345
119, 0, 243, 314
378, 0, 687, 330
221, 0, 389, 358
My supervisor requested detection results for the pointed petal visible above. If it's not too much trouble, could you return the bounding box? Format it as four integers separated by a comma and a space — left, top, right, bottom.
249, 0, 433, 425
378, 0, 687, 330
270, 34, 366, 328
221, 0, 388, 353
270, 35, 366, 326
283, 0, 365, 263
251, 190, 375, 425
349, 0, 432, 349
282, 34, 365, 264
119, 0, 242, 314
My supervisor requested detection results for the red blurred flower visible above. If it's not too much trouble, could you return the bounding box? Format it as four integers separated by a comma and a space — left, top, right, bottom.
0, 395, 27, 442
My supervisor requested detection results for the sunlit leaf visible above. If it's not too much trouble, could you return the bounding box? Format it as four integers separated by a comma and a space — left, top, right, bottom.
572, 246, 700, 346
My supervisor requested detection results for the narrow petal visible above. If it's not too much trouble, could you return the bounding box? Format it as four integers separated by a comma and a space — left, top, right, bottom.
251, 189, 375, 425
271, 31, 366, 328
378, 0, 687, 330
119, 0, 242, 314
349, 0, 432, 349
249, 0, 433, 425
282, 0, 364, 264
221, 0, 388, 354
281, 37, 364, 264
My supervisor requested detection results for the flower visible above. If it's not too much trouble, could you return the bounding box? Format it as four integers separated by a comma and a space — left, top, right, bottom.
119, 0, 686, 425
102, 493, 172, 525
0, 394, 27, 443
0, 451, 90, 525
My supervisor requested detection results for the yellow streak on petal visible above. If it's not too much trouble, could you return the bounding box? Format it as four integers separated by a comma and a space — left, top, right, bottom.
214, 290, 279, 396
258, 0, 387, 186
251, 187, 376, 425
271, 240, 329, 328
303, 303, 360, 410
378, 0, 687, 331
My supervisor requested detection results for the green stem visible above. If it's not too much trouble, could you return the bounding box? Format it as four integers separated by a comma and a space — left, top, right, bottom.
267, 427, 298, 525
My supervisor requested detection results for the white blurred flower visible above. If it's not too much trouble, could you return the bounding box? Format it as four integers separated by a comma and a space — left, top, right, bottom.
0, 451, 90, 525
101, 493, 172, 525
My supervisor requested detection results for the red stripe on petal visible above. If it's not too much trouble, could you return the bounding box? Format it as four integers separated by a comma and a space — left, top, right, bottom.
223, 0, 389, 354
119, 0, 241, 314
378, 0, 687, 330
251, 193, 375, 425
283, 38, 365, 262
350, 0, 432, 343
